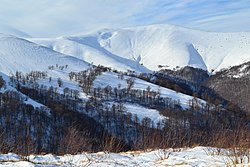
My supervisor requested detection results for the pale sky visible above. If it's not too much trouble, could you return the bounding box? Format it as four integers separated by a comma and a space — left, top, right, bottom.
0, 0, 250, 37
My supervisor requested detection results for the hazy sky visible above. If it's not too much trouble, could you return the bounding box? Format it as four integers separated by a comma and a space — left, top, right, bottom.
1, 0, 250, 37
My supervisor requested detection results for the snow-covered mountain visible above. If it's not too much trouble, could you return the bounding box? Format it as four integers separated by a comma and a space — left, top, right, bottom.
0, 24, 248, 113
30, 24, 250, 73
0, 24, 246, 116
0, 30, 207, 127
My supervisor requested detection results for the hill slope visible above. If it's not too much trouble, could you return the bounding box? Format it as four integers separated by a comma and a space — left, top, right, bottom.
204, 61, 250, 113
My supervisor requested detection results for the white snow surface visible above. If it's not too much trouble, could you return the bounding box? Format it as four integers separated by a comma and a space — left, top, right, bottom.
30, 24, 250, 73
0, 147, 249, 166
0, 33, 90, 75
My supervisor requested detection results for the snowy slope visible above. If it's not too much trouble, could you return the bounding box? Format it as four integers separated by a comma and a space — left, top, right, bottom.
94, 72, 205, 109
0, 33, 90, 75
30, 24, 250, 72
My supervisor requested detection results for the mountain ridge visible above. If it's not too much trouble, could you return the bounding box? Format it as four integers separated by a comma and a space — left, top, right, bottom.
28, 24, 250, 73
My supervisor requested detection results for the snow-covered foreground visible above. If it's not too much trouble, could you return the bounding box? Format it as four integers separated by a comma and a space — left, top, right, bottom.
0, 147, 249, 167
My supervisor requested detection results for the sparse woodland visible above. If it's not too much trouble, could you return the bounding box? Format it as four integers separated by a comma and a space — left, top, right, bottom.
0, 65, 249, 159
